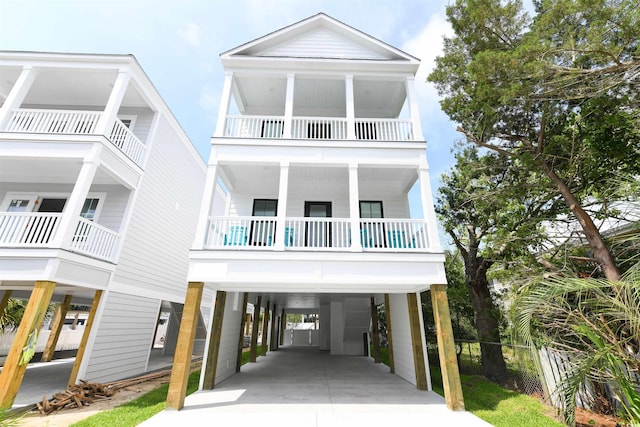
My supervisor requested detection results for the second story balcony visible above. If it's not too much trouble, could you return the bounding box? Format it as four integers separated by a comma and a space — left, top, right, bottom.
4, 108, 146, 166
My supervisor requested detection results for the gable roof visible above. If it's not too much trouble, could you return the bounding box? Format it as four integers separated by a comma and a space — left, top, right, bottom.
221, 13, 419, 63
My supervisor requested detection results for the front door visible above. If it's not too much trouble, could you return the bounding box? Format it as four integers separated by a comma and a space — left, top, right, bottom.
304, 201, 332, 247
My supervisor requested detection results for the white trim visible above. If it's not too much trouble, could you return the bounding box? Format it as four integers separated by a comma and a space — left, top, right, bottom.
117, 114, 137, 131
1, 191, 107, 222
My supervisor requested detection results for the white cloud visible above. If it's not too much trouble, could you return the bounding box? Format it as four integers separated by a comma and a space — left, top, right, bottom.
178, 22, 202, 47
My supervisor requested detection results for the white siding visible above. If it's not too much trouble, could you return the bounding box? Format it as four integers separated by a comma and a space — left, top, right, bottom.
117, 107, 154, 144
113, 114, 205, 302
259, 28, 388, 60
389, 293, 416, 385
82, 292, 159, 383
215, 291, 243, 385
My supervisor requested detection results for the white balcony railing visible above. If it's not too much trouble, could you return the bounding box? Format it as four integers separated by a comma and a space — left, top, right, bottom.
0, 213, 119, 262
223, 115, 416, 142
204, 216, 429, 251
4, 109, 146, 166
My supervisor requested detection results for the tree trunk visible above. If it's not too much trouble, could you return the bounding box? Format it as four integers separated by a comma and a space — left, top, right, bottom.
539, 161, 621, 281
466, 259, 508, 384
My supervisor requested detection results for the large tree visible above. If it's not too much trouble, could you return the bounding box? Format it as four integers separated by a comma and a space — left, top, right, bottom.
429, 0, 640, 281
437, 147, 557, 383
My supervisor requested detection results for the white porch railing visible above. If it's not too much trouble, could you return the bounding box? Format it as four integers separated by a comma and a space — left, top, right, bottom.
0, 212, 62, 245
223, 115, 415, 142
291, 117, 348, 140
69, 217, 120, 261
204, 216, 429, 251
5, 109, 146, 166
0, 213, 119, 262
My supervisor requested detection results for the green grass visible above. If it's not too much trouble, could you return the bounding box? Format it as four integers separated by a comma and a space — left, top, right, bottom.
70, 370, 200, 427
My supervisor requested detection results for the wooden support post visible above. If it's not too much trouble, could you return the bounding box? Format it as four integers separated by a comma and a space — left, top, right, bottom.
236, 292, 249, 372
270, 303, 277, 351
0, 290, 12, 315
261, 300, 270, 356
42, 294, 72, 362
249, 296, 261, 362
407, 292, 428, 390
202, 291, 227, 390
0, 281, 55, 408
370, 297, 381, 363
431, 284, 465, 411
244, 313, 251, 335
384, 294, 395, 373
68, 290, 102, 388
166, 282, 204, 410
279, 309, 285, 346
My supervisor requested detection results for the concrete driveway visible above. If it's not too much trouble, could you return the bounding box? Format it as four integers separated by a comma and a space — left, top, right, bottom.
140, 346, 490, 427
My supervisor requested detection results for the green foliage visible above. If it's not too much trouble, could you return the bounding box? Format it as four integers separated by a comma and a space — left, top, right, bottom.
70, 370, 201, 427
0, 299, 26, 332
513, 261, 640, 425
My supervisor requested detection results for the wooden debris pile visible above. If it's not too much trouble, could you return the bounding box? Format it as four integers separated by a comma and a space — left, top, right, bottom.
36, 369, 172, 415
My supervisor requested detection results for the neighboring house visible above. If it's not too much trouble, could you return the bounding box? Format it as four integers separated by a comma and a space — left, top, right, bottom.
0, 52, 207, 407
170, 14, 464, 411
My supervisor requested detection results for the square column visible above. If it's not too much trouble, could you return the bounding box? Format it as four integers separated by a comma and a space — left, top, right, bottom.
407, 292, 428, 390
249, 296, 261, 362
193, 163, 219, 249
261, 300, 270, 355
384, 294, 395, 373
274, 162, 290, 250
166, 282, 204, 410
42, 294, 72, 362
370, 297, 381, 363
214, 72, 234, 137
202, 290, 227, 389
236, 292, 249, 372
418, 166, 442, 252
404, 76, 423, 140
68, 290, 103, 387
95, 70, 130, 135
348, 164, 362, 251
0, 281, 55, 408
0, 66, 38, 129
283, 73, 295, 138
345, 75, 356, 140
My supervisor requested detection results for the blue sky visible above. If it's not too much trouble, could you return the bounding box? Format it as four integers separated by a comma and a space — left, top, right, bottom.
0, 0, 460, 219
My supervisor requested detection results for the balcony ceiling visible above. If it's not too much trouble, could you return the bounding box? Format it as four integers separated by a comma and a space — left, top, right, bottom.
247, 291, 383, 311
220, 163, 416, 196
0, 157, 122, 186
0, 65, 148, 108
233, 75, 406, 118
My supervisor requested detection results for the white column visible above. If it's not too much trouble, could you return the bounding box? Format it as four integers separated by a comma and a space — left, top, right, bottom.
52, 145, 102, 247
214, 72, 234, 137
274, 162, 290, 251
193, 163, 219, 249
283, 73, 295, 138
95, 71, 130, 135
345, 75, 356, 140
405, 76, 423, 140
0, 66, 38, 129
418, 166, 441, 252
348, 163, 362, 251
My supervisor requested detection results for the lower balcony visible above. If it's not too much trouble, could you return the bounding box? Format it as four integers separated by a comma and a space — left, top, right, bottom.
0, 212, 120, 262
204, 216, 430, 251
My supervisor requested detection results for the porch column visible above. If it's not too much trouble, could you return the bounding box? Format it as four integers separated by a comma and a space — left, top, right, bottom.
384, 294, 395, 373
245, 313, 252, 335
52, 146, 102, 247
274, 162, 290, 251
193, 162, 218, 249
407, 292, 428, 390
236, 292, 249, 372
42, 294, 72, 362
166, 282, 204, 410
418, 166, 441, 252
279, 308, 286, 346
0, 281, 55, 408
270, 303, 277, 351
202, 291, 227, 389
348, 164, 362, 251
283, 73, 295, 138
370, 297, 381, 363
404, 76, 423, 140
261, 300, 270, 355
249, 296, 261, 362
345, 74, 356, 140
68, 290, 103, 387
0, 66, 38, 130
95, 70, 130, 135
0, 290, 12, 315
431, 284, 465, 411
214, 71, 233, 137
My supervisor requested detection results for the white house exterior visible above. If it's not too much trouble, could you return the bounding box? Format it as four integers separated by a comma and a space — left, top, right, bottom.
0, 51, 207, 407
169, 14, 464, 411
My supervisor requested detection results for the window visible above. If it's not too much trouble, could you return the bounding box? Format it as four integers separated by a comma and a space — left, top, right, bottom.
360, 201, 384, 248
80, 199, 100, 221
359, 201, 383, 218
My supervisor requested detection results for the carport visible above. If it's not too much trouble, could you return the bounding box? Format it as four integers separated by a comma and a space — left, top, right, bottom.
141, 346, 489, 426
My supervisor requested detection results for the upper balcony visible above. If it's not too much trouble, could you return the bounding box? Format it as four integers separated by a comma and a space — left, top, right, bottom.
214, 73, 423, 144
